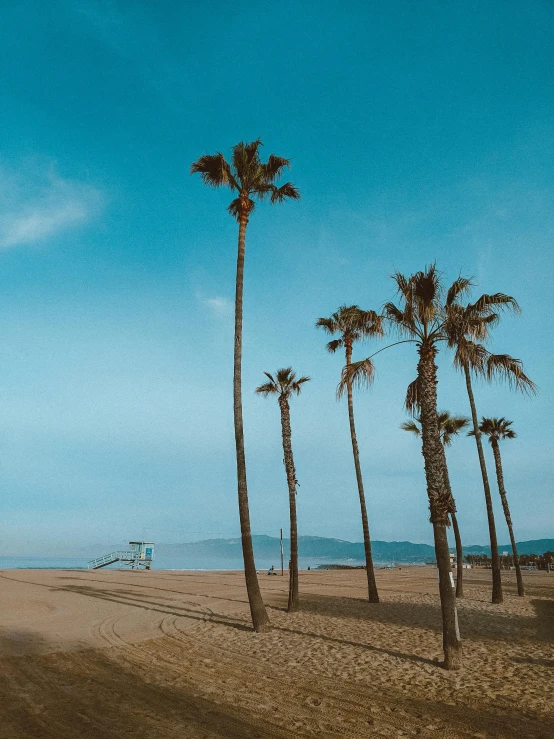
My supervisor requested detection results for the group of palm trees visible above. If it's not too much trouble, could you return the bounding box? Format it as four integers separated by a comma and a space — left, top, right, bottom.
191, 139, 535, 671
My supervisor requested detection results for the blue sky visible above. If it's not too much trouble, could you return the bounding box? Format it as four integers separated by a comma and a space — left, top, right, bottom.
0, 0, 552, 553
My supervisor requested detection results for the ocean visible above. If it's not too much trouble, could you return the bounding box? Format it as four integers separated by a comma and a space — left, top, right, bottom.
0, 555, 383, 571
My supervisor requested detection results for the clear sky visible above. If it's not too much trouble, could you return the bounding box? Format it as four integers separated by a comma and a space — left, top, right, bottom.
0, 0, 552, 553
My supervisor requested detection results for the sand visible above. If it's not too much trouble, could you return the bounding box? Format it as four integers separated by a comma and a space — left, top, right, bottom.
0, 567, 552, 738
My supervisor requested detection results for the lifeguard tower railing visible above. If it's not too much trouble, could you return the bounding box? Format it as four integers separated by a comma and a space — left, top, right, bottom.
88, 542, 154, 570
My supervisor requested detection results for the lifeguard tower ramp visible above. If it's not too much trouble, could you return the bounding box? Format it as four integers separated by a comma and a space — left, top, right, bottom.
88, 541, 154, 570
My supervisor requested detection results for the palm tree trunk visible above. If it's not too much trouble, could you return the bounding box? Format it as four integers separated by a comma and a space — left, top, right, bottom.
491, 440, 525, 596
440, 451, 463, 598
345, 342, 379, 603
419, 343, 462, 670
234, 209, 271, 632
450, 512, 464, 598
463, 364, 503, 604
279, 396, 299, 612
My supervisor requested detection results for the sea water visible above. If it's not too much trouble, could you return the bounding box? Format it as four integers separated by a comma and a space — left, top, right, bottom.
0, 555, 377, 571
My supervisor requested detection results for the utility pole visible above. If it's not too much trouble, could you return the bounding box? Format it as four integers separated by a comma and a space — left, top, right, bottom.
280, 528, 284, 576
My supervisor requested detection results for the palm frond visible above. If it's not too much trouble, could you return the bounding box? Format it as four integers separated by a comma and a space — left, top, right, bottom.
453, 339, 488, 373
337, 358, 375, 399
413, 265, 441, 327
231, 140, 261, 181
326, 338, 343, 353
270, 182, 300, 203
292, 376, 311, 394
354, 309, 384, 337
414, 264, 440, 304
190, 153, 236, 189
400, 420, 420, 436
392, 272, 412, 300
464, 312, 500, 342
263, 154, 291, 183
227, 196, 254, 220
446, 276, 473, 306
383, 302, 406, 325
468, 293, 521, 317
315, 316, 337, 334
404, 377, 421, 414
227, 198, 242, 220
244, 138, 263, 162
255, 381, 278, 397
276, 367, 294, 385
486, 353, 537, 395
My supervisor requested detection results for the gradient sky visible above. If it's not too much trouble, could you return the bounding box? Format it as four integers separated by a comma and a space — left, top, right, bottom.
0, 0, 552, 554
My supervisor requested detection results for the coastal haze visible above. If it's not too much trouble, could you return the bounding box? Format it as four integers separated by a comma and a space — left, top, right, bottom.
2, 535, 553, 571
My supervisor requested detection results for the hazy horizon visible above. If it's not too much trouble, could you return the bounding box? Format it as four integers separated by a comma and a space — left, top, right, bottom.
2, 531, 553, 560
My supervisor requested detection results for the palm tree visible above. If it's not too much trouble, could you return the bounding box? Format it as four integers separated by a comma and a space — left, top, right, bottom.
444, 289, 536, 603
191, 140, 299, 632
343, 266, 463, 669
470, 417, 524, 596
401, 411, 470, 597
256, 368, 310, 612
316, 305, 383, 603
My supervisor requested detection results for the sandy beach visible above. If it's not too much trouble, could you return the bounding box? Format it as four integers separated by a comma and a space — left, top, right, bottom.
0, 567, 552, 738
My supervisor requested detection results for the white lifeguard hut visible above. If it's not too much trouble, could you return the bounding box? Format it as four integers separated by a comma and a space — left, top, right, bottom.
88, 541, 155, 570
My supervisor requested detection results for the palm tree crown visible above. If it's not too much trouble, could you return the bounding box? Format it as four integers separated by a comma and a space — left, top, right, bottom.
401, 411, 470, 446
190, 139, 300, 220
444, 290, 536, 394
470, 417, 517, 443
339, 265, 535, 407
316, 305, 383, 398
316, 305, 383, 354
255, 368, 311, 399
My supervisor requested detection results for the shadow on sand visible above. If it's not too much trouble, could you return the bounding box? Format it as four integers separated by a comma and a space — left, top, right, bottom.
0, 631, 289, 738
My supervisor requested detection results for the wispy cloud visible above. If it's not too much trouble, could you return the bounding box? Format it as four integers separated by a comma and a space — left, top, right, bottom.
203, 296, 233, 316
0, 162, 103, 249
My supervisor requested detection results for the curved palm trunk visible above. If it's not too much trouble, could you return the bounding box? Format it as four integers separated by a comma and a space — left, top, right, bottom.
234, 210, 270, 632
491, 440, 525, 596
450, 512, 464, 598
463, 364, 503, 604
279, 396, 299, 612
419, 344, 462, 670
345, 343, 379, 603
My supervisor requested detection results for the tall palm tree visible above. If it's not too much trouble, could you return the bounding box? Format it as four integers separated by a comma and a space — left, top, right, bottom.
316, 305, 383, 603
470, 417, 524, 596
191, 140, 299, 632
444, 290, 536, 604
401, 411, 470, 597
256, 368, 310, 612
343, 266, 464, 669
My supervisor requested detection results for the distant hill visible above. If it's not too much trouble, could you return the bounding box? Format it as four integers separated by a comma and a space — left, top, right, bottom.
462, 539, 554, 556
155, 536, 554, 563
14, 536, 552, 563
158, 536, 436, 563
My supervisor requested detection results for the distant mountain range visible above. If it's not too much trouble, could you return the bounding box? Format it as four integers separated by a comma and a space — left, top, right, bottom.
156, 535, 554, 563
11, 535, 552, 564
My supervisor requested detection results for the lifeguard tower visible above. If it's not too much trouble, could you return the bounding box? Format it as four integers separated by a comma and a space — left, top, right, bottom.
88, 541, 154, 570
